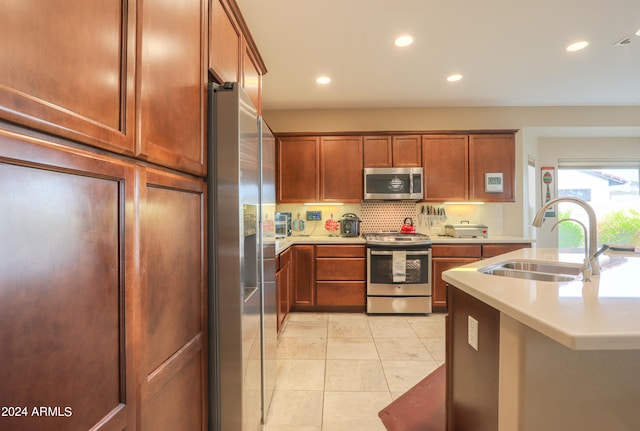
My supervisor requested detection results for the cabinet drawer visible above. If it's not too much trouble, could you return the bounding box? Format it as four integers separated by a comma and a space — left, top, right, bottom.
316, 244, 366, 258
482, 243, 530, 258
432, 245, 482, 258
316, 258, 365, 281
316, 282, 365, 306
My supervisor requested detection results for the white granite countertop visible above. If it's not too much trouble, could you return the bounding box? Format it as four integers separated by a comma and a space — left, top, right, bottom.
275, 234, 533, 254
442, 248, 640, 351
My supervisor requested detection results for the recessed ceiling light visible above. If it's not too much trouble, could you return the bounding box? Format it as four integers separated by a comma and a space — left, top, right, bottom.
316, 76, 331, 85
636, 28, 640, 36
566, 41, 589, 52
394, 35, 414, 47
447, 74, 463, 82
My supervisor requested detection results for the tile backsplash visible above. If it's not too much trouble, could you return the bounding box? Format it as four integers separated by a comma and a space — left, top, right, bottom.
276, 202, 505, 236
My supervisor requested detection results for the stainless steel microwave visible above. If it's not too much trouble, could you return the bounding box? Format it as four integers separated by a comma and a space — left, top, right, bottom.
363, 167, 423, 200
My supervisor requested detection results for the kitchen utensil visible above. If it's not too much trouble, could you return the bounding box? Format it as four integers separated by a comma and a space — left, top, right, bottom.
339, 213, 361, 237
324, 213, 339, 236
400, 217, 416, 234
292, 213, 305, 232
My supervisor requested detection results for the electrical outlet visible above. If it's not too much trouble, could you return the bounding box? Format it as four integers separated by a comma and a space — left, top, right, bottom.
306, 210, 321, 221
468, 316, 479, 351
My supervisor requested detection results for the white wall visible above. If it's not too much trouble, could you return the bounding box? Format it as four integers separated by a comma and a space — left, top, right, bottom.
264, 106, 640, 240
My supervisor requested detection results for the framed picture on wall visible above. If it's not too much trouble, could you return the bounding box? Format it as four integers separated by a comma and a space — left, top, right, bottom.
541, 166, 556, 217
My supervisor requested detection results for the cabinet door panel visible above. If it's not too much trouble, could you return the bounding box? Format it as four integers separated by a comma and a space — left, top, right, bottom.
423, 135, 469, 201
140, 167, 206, 427
392, 135, 422, 167
277, 137, 319, 202
138, 0, 207, 176
320, 136, 363, 202
209, 0, 241, 83
0, 130, 136, 431
0, 0, 136, 153
292, 245, 315, 308
432, 258, 478, 310
469, 134, 515, 202
363, 136, 392, 167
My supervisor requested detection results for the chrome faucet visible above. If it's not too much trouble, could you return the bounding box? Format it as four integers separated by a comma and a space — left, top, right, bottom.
532, 197, 601, 277
551, 218, 592, 281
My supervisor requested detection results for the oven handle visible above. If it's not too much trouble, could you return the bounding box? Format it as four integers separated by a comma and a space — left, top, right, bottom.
369, 249, 431, 256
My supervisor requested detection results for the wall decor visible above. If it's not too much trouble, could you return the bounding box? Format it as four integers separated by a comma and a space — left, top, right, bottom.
541, 166, 556, 217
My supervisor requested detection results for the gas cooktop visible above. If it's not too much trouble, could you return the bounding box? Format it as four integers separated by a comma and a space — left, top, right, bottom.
363, 231, 432, 246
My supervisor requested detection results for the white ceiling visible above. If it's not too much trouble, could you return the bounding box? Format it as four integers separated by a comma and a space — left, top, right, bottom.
235, 0, 640, 111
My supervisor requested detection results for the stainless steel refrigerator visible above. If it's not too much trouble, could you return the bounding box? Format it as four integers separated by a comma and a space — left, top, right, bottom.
208, 82, 277, 431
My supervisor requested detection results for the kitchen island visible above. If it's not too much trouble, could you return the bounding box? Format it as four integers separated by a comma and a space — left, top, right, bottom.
442, 248, 640, 431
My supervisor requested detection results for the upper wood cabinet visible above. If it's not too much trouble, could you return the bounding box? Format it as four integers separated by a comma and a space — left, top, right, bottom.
319, 136, 363, 202
277, 136, 363, 203
422, 132, 515, 202
209, 0, 267, 113
423, 135, 469, 201
0, 1, 137, 155
209, 0, 241, 84
392, 135, 422, 167
468, 134, 515, 202
363, 135, 421, 167
277, 136, 320, 202
137, 0, 208, 176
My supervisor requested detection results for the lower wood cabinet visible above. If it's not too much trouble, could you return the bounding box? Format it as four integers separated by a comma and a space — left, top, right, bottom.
139, 167, 207, 431
291, 244, 316, 310
0, 129, 207, 431
315, 245, 366, 310
276, 248, 292, 331
432, 243, 530, 312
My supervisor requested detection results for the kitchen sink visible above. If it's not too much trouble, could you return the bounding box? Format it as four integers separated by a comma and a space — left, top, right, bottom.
479, 260, 582, 282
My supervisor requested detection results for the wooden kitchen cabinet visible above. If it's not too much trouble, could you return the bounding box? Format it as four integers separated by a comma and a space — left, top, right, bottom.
139, 167, 207, 431
432, 245, 481, 312
137, 0, 208, 176
0, 1, 137, 155
277, 136, 320, 202
276, 248, 292, 331
468, 134, 515, 202
432, 243, 531, 312
210, 0, 266, 113
291, 245, 316, 310
315, 245, 366, 310
0, 130, 137, 431
363, 135, 422, 167
209, 0, 241, 84
423, 135, 469, 201
320, 136, 363, 202
277, 135, 363, 203
422, 132, 516, 202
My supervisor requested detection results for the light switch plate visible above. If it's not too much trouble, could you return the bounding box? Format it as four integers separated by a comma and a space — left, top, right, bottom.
468, 316, 479, 351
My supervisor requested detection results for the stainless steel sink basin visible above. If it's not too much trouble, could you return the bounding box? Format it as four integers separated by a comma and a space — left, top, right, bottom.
479, 260, 582, 282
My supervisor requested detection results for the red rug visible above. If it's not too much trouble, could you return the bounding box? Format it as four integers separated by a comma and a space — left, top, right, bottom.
378, 364, 446, 431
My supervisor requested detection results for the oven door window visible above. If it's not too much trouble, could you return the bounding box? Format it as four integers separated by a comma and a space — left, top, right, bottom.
369, 250, 430, 284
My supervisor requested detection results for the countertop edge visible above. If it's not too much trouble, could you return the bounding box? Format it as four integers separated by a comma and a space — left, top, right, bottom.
442, 248, 640, 351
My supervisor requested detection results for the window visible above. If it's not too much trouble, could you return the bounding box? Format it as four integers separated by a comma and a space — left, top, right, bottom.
557, 164, 640, 252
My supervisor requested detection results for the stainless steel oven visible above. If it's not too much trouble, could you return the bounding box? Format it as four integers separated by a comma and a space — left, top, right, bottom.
364, 233, 432, 314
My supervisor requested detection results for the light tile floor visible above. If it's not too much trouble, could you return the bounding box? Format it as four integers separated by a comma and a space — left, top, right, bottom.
263, 312, 446, 431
